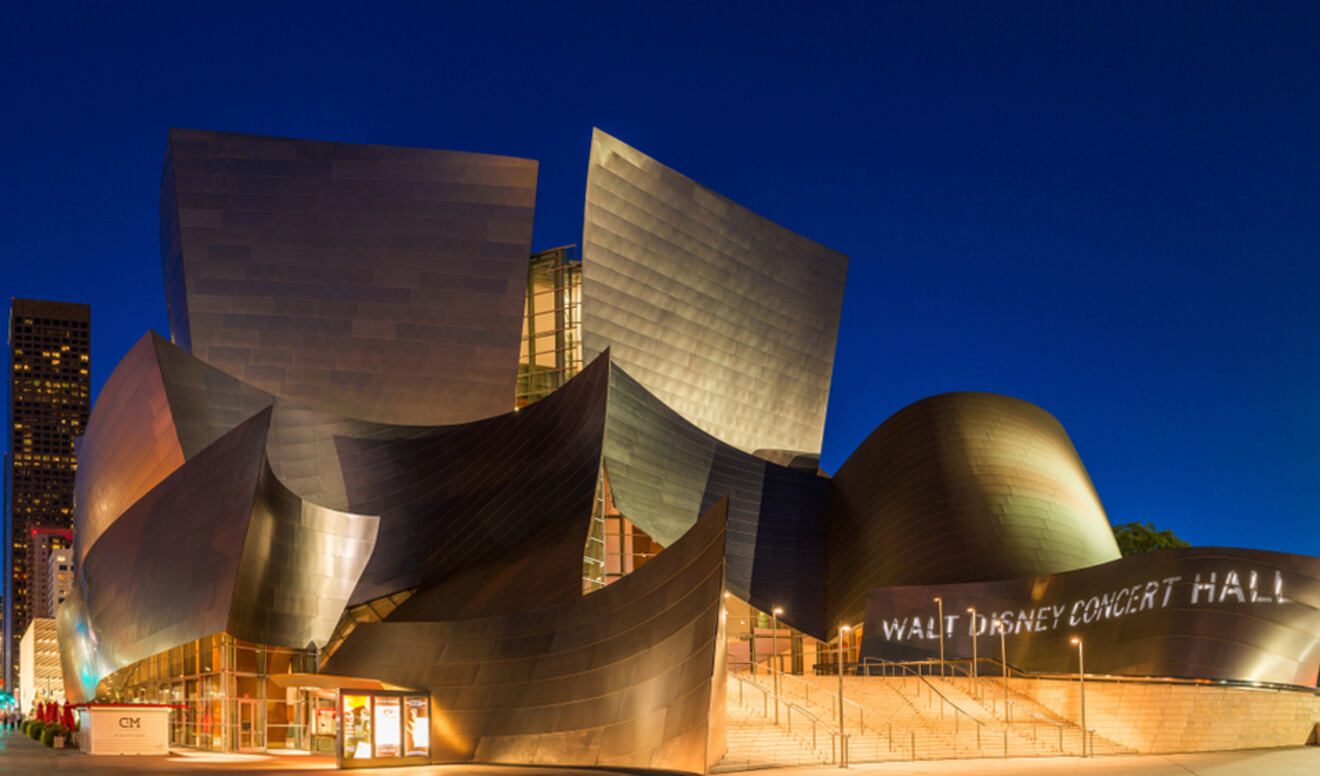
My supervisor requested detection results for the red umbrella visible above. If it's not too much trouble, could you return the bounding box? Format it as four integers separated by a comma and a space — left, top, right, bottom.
42, 701, 52, 723
61, 701, 73, 731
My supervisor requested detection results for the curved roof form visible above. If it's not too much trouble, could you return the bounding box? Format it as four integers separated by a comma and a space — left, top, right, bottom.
323, 497, 729, 772
604, 363, 828, 637
334, 350, 610, 608
72, 331, 275, 565
160, 128, 538, 426
826, 391, 1121, 627
582, 129, 848, 456
60, 409, 380, 702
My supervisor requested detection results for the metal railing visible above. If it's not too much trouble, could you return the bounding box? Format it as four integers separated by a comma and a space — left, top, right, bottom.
758, 662, 917, 761
863, 657, 1091, 756
857, 657, 999, 753
727, 669, 847, 766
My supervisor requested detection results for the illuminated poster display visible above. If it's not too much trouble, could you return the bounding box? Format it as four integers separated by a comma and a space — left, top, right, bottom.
373, 696, 401, 757
337, 691, 431, 769
314, 706, 336, 736
404, 696, 429, 756
341, 694, 372, 760
861, 547, 1320, 686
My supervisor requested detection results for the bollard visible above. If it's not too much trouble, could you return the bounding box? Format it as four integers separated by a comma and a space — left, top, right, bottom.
1003, 729, 1008, 759
888, 722, 893, 752
910, 730, 915, 762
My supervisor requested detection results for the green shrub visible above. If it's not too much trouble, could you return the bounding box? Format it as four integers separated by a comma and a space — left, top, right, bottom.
19, 720, 28, 736
28, 721, 45, 741
41, 726, 56, 747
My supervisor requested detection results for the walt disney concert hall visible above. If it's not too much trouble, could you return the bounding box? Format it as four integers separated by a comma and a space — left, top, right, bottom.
59, 128, 1320, 770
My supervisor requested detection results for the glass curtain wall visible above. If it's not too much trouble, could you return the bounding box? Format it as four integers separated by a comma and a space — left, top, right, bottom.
111, 632, 315, 752
516, 246, 583, 408
582, 471, 663, 594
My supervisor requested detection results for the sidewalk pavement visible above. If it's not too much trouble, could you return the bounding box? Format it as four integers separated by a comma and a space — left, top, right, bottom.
0, 727, 1316, 775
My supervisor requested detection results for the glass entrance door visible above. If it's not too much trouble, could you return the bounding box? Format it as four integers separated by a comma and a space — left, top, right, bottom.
237, 700, 264, 751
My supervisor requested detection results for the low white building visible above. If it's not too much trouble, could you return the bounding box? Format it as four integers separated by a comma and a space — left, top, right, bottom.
19, 618, 64, 714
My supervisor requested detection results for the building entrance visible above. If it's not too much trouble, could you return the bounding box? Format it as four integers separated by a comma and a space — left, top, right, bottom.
237, 699, 263, 751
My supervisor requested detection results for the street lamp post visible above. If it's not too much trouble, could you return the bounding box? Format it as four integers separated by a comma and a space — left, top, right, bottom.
993, 619, 1009, 722
772, 607, 783, 724
934, 596, 945, 677
1071, 637, 1087, 757
749, 608, 757, 679
967, 607, 979, 698
838, 624, 851, 768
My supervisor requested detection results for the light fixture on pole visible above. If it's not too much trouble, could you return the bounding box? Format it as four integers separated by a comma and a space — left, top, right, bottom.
749, 605, 758, 678
838, 624, 851, 768
772, 606, 784, 725
934, 596, 945, 677
1071, 637, 1087, 758
993, 619, 1009, 722
967, 606, 979, 698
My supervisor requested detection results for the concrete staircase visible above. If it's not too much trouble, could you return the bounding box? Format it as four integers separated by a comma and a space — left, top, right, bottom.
928, 673, 1129, 756
783, 673, 1131, 761
714, 676, 834, 772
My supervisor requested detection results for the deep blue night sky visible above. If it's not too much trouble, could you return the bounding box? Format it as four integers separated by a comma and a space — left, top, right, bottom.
3, 3, 1317, 556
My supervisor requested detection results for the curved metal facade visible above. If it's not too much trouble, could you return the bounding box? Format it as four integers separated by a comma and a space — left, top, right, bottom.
862, 546, 1320, 686
827, 391, 1121, 628
57, 126, 1320, 758
161, 128, 538, 426
583, 129, 848, 456
604, 363, 829, 637
72, 333, 187, 566
73, 331, 276, 565
60, 407, 380, 702
336, 351, 609, 609
323, 497, 729, 772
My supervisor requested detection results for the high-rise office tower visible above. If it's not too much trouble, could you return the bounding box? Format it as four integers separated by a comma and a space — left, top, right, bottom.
5, 298, 89, 694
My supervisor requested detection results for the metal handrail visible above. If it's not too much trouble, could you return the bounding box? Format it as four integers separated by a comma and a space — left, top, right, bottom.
858, 657, 990, 730
872, 658, 1093, 755
758, 662, 918, 759
727, 670, 846, 764
937, 660, 1070, 732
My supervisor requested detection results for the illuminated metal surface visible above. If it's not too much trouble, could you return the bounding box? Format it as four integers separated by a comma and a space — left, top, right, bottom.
161, 128, 538, 426
862, 546, 1320, 686
827, 391, 1120, 628
582, 129, 848, 456
324, 497, 729, 772
336, 350, 609, 609
604, 363, 828, 637
61, 408, 380, 702
63, 410, 272, 702
73, 332, 276, 565
228, 461, 379, 648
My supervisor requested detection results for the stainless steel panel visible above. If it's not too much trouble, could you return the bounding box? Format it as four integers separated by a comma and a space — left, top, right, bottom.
862, 547, 1320, 686
227, 461, 379, 648
335, 350, 609, 610
324, 497, 729, 772
827, 391, 1121, 628
161, 128, 537, 426
605, 362, 829, 637
583, 129, 848, 456
64, 410, 273, 701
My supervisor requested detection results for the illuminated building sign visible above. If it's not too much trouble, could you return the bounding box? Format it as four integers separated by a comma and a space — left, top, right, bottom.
861, 548, 1320, 686
337, 690, 431, 769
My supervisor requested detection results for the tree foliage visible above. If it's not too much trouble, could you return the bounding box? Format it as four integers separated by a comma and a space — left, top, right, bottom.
1112, 521, 1189, 556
